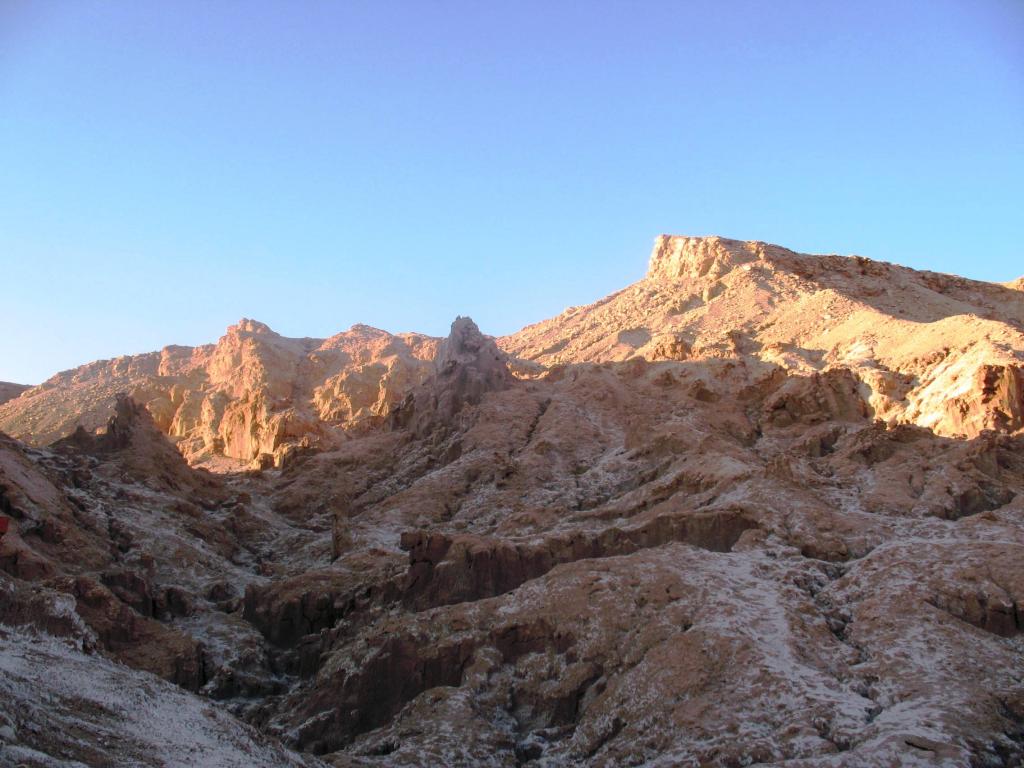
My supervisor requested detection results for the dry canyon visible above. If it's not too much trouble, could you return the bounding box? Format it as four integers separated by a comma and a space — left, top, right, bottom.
1, 235, 1024, 767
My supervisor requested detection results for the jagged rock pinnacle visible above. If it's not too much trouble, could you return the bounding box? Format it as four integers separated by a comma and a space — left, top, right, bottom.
389, 316, 513, 434
436, 317, 511, 380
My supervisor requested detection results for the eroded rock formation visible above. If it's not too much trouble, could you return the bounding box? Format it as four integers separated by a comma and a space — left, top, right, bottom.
0, 322, 439, 468
2, 236, 1024, 767
388, 316, 515, 435
503, 235, 1024, 441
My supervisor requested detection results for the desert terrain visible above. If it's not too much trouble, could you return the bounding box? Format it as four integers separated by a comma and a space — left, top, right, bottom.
2, 235, 1023, 767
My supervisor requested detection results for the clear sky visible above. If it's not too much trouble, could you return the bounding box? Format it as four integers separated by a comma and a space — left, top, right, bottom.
1, 1, 1022, 384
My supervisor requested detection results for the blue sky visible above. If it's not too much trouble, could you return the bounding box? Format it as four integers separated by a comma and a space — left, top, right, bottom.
1, 1, 1021, 384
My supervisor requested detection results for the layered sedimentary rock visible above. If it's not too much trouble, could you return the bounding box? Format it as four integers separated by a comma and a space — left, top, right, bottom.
2, 236, 1024, 767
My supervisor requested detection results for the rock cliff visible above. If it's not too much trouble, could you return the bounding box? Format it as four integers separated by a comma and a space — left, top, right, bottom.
4, 237, 1021, 469
0, 322, 439, 468
2, 236, 1024, 767
502, 235, 1024, 440
388, 316, 515, 435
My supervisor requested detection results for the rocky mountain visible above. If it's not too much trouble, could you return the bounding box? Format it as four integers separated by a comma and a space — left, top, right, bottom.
4, 237, 1022, 470
0, 322, 439, 469
2, 236, 1024, 767
503, 236, 1024, 438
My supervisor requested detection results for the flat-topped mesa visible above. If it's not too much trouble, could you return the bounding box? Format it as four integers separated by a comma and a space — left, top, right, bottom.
646, 235, 802, 282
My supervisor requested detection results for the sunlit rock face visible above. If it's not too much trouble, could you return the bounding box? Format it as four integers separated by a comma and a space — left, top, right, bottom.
645, 234, 763, 281
0, 320, 440, 468
5, 236, 1021, 468
2, 236, 1024, 766
501, 235, 1024, 440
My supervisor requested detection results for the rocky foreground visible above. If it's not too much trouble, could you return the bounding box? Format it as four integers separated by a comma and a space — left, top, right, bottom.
1, 236, 1023, 767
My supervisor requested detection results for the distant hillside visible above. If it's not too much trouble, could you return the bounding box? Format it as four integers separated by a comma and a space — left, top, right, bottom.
0, 381, 29, 406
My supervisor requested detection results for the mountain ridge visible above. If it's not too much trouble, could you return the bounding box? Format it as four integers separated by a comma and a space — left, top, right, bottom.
3, 235, 1022, 468
3, 237, 1024, 765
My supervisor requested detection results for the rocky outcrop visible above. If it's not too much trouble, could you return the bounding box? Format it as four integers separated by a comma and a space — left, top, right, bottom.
401, 508, 758, 610
0, 403, 275, 705
5, 238, 1024, 468
61, 574, 208, 690
52, 393, 221, 495
646, 234, 764, 281
276, 532, 1024, 763
963, 363, 1023, 433
4, 235, 1024, 767
502, 236, 1024, 440
0, 627, 322, 767
929, 585, 1023, 637
0, 322, 439, 467
242, 556, 404, 649
388, 316, 514, 435
761, 368, 872, 427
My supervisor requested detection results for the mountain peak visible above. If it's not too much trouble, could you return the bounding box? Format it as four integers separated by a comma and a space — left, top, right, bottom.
230, 318, 275, 335
388, 316, 513, 435
645, 235, 764, 281
438, 317, 493, 368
